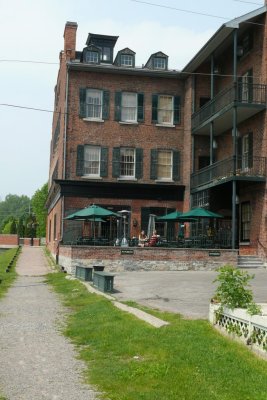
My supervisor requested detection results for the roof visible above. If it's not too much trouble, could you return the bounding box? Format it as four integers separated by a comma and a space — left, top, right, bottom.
182, 5, 267, 73
86, 33, 119, 46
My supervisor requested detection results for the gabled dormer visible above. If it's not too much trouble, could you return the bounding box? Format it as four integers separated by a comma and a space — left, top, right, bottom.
144, 51, 168, 70
81, 44, 101, 64
85, 33, 119, 63
114, 48, 136, 67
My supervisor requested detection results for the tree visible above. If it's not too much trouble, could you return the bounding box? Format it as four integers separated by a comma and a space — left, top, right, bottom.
31, 183, 48, 237
0, 194, 30, 232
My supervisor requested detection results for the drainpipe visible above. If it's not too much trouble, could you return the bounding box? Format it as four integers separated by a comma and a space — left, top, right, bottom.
232, 29, 238, 249
210, 54, 215, 166
61, 65, 69, 240
192, 75, 196, 173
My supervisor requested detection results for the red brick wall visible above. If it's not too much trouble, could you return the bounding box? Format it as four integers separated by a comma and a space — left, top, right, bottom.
66, 70, 185, 185
0, 235, 19, 246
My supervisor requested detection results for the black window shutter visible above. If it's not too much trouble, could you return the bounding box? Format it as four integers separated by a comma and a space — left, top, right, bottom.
173, 96, 181, 124
151, 95, 158, 123
114, 92, 122, 121
100, 147, 108, 177
112, 147, 120, 177
248, 132, 253, 168
79, 88, 86, 118
76, 145, 84, 176
135, 148, 143, 179
237, 137, 242, 169
137, 93, 144, 122
248, 69, 253, 103
150, 149, 158, 180
172, 150, 180, 181
102, 90, 110, 120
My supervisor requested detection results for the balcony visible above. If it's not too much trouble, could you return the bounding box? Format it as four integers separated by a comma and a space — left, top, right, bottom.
192, 83, 267, 135
191, 156, 267, 191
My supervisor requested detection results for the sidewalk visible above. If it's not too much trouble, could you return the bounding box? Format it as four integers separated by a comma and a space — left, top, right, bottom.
0, 247, 97, 400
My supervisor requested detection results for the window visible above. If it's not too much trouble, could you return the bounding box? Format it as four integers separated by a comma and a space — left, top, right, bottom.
84, 146, 101, 176
152, 94, 180, 125
238, 69, 253, 103
85, 51, 99, 63
241, 202, 251, 241
76, 145, 108, 178
53, 214, 57, 240
112, 147, 143, 179
79, 88, 109, 120
120, 148, 135, 178
121, 54, 133, 67
100, 47, 111, 62
157, 150, 172, 180
86, 89, 102, 119
237, 132, 253, 171
154, 57, 166, 69
150, 149, 180, 181
115, 92, 144, 123
121, 93, 137, 122
158, 95, 173, 125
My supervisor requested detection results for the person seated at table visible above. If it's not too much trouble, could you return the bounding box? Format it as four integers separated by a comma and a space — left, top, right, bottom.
138, 230, 147, 247
147, 230, 159, 247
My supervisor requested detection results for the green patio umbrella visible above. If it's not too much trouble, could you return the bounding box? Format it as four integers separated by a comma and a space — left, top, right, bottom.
65, 204, 120, 244
65, 204, 120, 220
156, 211, 197, 222
179, 208, 223, 219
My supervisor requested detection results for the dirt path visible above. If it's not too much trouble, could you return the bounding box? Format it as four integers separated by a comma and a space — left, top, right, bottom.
0, 247, 98, 400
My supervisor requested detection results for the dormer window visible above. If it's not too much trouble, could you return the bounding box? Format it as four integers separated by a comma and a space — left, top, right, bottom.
85, 51, 99, 63
154, 57, 166, 70
121, 54, 134, 67
100, 47, 111, 62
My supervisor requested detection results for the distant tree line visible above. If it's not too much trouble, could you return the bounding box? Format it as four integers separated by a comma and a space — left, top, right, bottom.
0, 183, 48, 238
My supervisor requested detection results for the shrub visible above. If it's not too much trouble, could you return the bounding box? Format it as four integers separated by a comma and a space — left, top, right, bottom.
213, 265, 261, 315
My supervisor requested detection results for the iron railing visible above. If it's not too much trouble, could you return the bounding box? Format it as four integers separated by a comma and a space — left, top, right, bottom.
191, 156, 267, 189
192, 83, 267, 130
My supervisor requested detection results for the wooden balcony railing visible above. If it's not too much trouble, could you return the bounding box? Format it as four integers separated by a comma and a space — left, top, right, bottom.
191, 156, 267, 189
192, 83, 267, 130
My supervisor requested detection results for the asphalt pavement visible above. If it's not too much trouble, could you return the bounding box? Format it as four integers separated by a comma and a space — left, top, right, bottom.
112, 269, 267, 319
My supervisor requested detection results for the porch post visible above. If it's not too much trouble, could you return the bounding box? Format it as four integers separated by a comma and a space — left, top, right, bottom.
232, 29, 238, 249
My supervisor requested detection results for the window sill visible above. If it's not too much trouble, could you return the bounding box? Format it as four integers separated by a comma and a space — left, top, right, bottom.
156, 124, 175, 128
117, 177, 137, 181
81, 176, 103, 180
239, 242, 250, 245
155, 179, 174, 183
119, 121, 139, 125
83, 118, 104, 123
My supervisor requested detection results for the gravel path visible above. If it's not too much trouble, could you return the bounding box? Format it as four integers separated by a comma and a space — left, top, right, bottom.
0, 247, 98, 400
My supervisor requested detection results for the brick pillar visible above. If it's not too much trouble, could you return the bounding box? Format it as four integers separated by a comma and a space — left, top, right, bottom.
63, 21, 78, 60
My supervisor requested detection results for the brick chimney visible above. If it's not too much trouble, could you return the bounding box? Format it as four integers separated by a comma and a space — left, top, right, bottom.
63, 21, 78, 60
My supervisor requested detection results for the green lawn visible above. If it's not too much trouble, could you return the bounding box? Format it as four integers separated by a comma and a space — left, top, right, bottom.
0, 248, 18, 299
46, 272, 267, 400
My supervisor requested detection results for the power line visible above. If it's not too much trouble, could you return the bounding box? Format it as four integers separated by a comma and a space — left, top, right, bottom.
0, 59, 58, 65
233, 0, 262, 5
130, 0, 265, 26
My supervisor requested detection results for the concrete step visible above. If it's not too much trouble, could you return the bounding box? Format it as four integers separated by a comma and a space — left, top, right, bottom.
237, 256, 265, 269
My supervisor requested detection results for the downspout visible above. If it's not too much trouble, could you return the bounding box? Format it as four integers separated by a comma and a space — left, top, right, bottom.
61, 65, 69, 240
232, 29, 238, 249
192, 75, 196, 173
210, 54, 214, 166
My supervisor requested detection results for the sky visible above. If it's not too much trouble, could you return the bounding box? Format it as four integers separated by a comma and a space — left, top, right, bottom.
0, 0, 264, 201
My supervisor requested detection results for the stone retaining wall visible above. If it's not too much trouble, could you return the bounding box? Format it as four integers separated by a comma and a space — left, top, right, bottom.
58, 245, 238, 274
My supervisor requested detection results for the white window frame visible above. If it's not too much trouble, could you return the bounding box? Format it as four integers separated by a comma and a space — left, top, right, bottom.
121, 92, 137, 123
121, 54, 133, 67
158, 95, 174, 125
154, 57, 166, 70
157, 150, 173, 180
120, 148, 136, 178
83, 145, 101, 177
85, 51, 99, 63
85, 89, 103, 120
242, 134, 249, 171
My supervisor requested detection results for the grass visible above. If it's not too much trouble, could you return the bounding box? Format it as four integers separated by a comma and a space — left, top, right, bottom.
0, 247, 19, 400
46, 271, 267, 400
0, 248, 18, 299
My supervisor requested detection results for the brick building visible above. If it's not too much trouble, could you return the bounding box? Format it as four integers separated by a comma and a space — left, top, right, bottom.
46, 22, 192, 253
47, 3, 267, 260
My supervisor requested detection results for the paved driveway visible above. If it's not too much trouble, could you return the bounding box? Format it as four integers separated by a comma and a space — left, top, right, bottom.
112, 269, 267, 319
